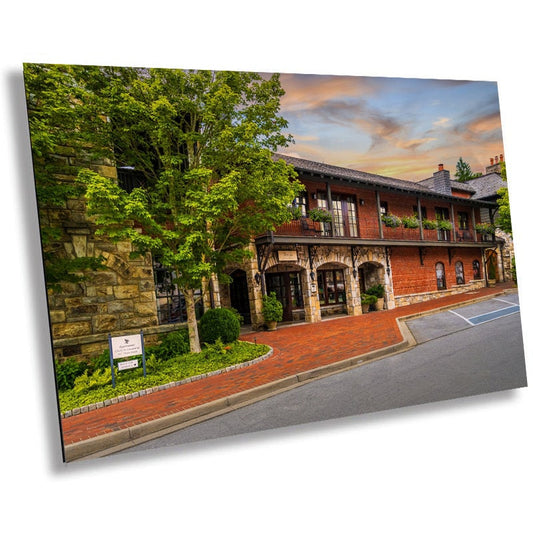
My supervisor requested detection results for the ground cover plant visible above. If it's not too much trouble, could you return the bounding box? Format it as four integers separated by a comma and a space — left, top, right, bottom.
57, 333, 270, 413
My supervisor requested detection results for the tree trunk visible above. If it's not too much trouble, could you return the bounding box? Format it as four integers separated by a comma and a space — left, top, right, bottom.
184, 288, 201, 353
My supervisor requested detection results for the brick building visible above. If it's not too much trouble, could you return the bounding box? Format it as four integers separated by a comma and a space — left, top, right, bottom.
48, 153, 508, 359
218, 154, 507, 329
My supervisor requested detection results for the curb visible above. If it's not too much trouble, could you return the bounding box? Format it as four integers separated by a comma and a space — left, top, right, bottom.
64, 289, 513, 462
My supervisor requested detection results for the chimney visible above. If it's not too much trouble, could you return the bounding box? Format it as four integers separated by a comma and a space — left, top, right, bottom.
490, 158, 494, 165
495, 155, 499, 163
432, 163, 451, 195
500, 154, 504, 162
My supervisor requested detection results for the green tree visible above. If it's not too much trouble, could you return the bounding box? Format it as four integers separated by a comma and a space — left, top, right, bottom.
496, 161, 512, 236
23, 64, 107, 290
454, 156, 479, 182
72, 67, 302, 352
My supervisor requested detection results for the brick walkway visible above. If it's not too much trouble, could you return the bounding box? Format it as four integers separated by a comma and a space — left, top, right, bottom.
60, 283, 514, 446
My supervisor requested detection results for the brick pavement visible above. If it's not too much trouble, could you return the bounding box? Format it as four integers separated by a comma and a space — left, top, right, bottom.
60, 283, 514, 448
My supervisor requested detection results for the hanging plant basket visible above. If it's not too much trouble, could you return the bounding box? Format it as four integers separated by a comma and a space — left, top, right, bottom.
308, 208, 332, 223
437, 219, 453, 231
475, 222, 496, 235
422, 219, 438, 230
381, 214, 402, 228
401, 215, 419, 229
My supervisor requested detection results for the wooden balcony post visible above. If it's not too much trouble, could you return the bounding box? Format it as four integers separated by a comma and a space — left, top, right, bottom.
417, 197, 424, 241
375, 190, 383, 239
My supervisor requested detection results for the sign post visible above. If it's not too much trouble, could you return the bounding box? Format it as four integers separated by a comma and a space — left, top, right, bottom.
108, 331, 146, 388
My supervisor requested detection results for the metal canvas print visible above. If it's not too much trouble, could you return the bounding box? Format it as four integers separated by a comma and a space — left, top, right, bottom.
23, 63, 528, 462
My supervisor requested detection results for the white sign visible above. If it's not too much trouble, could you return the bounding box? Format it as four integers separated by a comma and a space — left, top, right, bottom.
111, 334, 143, 359
118, 359, 139, 371
278, 250, 298, 262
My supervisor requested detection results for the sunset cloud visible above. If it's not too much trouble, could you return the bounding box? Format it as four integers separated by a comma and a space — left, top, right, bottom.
277, 73, 504, 182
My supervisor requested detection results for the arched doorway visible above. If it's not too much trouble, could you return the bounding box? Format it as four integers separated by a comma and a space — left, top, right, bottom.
317, 262, 349, 317
229, 269, 251, 324
357, 261, 385, 295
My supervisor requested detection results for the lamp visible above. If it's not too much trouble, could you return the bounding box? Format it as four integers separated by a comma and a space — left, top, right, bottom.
310, 271, 316, 281
352, 268, 357, 278
359, 198, 365, 206
254, 272, 261, 285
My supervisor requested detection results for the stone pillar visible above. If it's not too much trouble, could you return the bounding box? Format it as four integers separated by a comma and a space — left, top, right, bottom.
345, 266, 362, 316
302, 269, 321, 323
244, 244, 265, 330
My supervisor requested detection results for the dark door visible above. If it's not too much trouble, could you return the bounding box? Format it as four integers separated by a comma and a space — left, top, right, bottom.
266, 273, 292, 322
229, 270, 251, 324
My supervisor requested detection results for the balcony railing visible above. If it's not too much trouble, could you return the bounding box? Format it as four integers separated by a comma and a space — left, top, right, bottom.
270, 217, 486, 244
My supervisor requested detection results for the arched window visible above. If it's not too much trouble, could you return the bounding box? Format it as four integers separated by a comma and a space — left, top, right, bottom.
436, 262, 446, 290
473, 260, 481, 280
455, 261, 465, 285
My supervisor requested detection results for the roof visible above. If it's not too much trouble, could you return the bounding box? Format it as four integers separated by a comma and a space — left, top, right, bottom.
418, 175, 476, 193
273, 153, 496, 205
274, 153, 435, 195
461, 172, 506, 200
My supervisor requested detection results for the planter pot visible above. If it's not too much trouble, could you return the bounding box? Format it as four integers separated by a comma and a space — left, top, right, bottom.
361, 303, 370, 314
487, 278, 496, 287
265, 320, 278, 331
375, 297, 385, 311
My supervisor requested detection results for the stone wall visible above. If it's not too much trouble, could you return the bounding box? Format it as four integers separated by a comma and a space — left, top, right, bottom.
43, 156, 164, 362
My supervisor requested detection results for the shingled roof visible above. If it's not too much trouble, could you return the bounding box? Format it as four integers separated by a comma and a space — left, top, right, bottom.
463, 172, 506, 200
273, 153, 436, 195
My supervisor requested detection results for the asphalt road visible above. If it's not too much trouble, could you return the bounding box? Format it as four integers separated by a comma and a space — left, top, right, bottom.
117, 294, 527, 456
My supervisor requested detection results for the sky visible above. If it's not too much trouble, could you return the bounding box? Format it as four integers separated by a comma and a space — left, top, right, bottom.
276, 73, 505, 182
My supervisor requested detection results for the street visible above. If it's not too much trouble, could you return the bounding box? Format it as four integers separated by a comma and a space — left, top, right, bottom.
117, 294, 527, 455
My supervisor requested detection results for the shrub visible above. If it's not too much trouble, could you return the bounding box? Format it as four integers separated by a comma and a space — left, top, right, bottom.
366, 284, 385, 298
157, 329, 190, 360
361, 293, 378, 306
198, 307, 241, 345
402, 215, 419, 229
55, 358, 88, 391
262, 292, 283, 322
308, 208, 332, 223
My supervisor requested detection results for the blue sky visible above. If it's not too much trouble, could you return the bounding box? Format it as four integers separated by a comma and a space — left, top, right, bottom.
276, 73, 504, 181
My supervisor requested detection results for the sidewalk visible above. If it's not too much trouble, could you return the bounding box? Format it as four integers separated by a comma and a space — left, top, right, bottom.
61, 282, 516, 461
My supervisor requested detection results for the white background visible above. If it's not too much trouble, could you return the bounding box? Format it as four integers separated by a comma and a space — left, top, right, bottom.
2, 2, 531, 531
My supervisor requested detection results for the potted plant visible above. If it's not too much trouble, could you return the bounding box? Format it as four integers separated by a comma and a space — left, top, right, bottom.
361, 293, 378, 313
308, 207, 332, 223
475, 222, 495, 235
366, 284, 385, 310
437, 219, 453, 231
422, 219, 438, 230
401, 215, 419, 229
262, 292, 283, 330
381, 213, 402, 228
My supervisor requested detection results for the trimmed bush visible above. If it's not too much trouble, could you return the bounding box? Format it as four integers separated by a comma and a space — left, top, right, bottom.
198, 307, 241, 345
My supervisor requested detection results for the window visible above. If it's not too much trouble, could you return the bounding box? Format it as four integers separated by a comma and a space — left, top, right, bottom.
380, 201, 389, 215
117, 167, 147, 193
458, 212, 469, 230
412, 205, 427, 220
317, 269, 346, 305
292, 193, 308, 218
436, 262, 446, 290
435, 207, 451, 241
153, 259, 203, 324
455, 261, 465, 284
473, 259, 481, 280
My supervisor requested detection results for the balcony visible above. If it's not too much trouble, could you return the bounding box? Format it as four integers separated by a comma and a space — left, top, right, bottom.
264, 217, 487, 246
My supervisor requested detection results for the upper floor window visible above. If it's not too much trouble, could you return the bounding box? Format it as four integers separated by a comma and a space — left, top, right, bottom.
458, 212, 469, 230
380, 201, 388, 215
412, 205, 427, 220
292, 193, 308, 218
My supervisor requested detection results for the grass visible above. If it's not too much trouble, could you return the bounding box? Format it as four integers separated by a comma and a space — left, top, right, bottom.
59, 340, 270, 413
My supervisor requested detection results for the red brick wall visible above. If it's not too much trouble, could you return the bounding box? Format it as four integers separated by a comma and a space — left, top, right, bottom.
298, 178, 482, 240
390, 247, 483, 295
